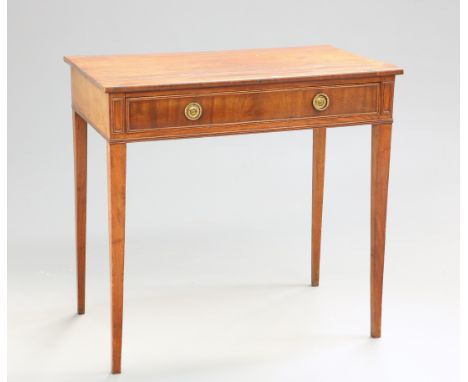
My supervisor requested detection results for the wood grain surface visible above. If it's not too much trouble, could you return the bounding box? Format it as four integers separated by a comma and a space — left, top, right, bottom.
126, 82, 379, 132
68, 46, 401, 373
64, 45, 403, 93
71, 68, 110, 137
73, 112, 87, 315
312, 128, 326, 287
370, 123, 392, 338
107, 143, 127, 374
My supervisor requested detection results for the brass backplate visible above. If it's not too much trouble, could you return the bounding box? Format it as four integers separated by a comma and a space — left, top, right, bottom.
184, 102, 203, 120
312, 93, 330, 111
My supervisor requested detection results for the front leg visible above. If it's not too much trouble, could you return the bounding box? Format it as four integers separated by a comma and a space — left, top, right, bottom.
107, 143, 127, 373
370, 123, 392, 338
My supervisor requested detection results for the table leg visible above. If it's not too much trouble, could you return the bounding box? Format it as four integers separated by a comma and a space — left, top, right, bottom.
107, 143, 127, 374
312, 128, 326, 286
73, 112, 87, 315
370, 123, 392, 338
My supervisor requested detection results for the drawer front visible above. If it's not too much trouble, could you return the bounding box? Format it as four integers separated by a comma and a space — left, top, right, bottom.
126, 83, 379, 132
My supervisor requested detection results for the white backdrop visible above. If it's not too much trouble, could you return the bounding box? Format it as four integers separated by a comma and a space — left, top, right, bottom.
8, 1, 459, 381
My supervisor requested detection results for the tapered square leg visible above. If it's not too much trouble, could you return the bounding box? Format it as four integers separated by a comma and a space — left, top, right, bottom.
370, 123, 392, 338
312, 128, 326, 286
107, 143, 127, 374
73, 112, 87, 315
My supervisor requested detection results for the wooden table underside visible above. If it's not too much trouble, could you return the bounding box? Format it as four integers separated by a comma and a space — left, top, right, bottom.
67, 45, 402, 374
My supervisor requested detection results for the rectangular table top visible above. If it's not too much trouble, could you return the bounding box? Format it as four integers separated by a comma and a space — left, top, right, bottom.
64, 45, 403, 93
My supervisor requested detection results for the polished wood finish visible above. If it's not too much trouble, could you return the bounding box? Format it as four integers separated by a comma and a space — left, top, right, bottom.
65, 46, 402, 143
65, 47, 401, 142
126, 82, 379, 132
370, 123, 392, 338
66, 45, 402, 373
71, 68, 110, 138
72, 76, 397, 143
64, 45, 402, 93
107, 143, 127, 374
312, 128, 326, 286
73, 112, 87, 314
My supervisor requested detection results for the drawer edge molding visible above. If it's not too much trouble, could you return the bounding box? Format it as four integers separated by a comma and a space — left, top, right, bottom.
125, 83, 381, 133
112, 114, 392, 143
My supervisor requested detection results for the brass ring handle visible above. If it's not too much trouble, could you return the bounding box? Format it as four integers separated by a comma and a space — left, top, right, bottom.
312, 93, 330, 111
184, 102, 203, 121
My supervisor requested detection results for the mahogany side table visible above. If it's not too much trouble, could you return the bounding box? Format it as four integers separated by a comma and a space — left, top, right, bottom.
64, 45, 403, 373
